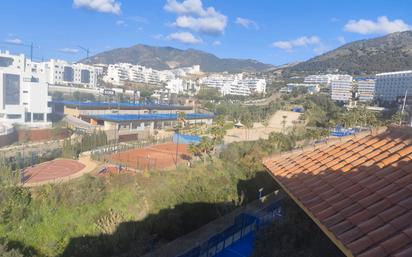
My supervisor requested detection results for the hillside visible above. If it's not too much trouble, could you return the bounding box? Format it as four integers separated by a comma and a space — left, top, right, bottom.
285, 31, 412, 75
79, 44, 274, 72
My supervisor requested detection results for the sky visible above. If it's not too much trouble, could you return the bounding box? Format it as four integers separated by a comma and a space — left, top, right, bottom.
1, 0, 411, 66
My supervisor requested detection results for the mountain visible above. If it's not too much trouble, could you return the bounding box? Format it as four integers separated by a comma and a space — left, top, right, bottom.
79, 44, 274, 72
285, 31, 412, 75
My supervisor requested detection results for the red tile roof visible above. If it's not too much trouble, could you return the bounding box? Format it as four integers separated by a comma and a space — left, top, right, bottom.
263, 127, 412, 257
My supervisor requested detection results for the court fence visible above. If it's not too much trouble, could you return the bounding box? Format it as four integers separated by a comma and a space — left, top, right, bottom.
177, 200, 282, 257
90, 136, 172, 162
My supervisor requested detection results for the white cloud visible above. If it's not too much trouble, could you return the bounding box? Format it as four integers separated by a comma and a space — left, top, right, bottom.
344, 16, 411, 35
164, 0, 227, 35
128, 16, 149, 24
337, 36, 346, 44
235, 17, 259, 29
116, 20, 127, 26
271, 36, 321, 50
58, 48, 79, 54
174, 15, 227, 35
330, 17, 340, 23
167, 32, 202, 44
73, 0, 121, 15
212, 40, 221, 46
5, 37, 22, 44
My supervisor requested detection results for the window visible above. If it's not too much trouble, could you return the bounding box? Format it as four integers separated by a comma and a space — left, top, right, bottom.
32, 113, 44, 121
7, 114, 21, 119
3, 73, 20, 107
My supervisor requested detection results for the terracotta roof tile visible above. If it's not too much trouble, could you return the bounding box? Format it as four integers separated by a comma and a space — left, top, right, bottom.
368, 223, 397, 243
387, 189, 412, 205
323, 212, 345, 227
403, 226, 412, 240
348, 235, 375, 255
380, 233, 410, 255
393, 245, 412, 257
378, 205, 407, 222
330, 220, 355, 235
398, 145, 412, 157
348, 209, 373, 225
390, 211, 412, 230
358, 216, 384, 234
340, 203, 364, 218
358, 245, 388, 257
263, 127, 412, 257
339, 226, 365, 244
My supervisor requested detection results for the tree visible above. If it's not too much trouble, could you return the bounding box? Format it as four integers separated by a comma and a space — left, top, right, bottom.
197, 88, 221, 101
177, 112, 186, 129
210, 115, 226, 145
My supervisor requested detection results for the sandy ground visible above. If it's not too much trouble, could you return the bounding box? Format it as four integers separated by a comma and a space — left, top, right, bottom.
224, 110, 302, 144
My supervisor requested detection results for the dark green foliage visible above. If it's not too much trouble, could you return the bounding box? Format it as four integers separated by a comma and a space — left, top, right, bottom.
252, 198, 345, 257
197, 87, 221, 101
0, 241, 24, 257
0, 187, 31, 225
62, 131, 108, 158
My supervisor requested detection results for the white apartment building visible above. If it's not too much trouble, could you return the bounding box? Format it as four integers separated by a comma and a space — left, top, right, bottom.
166, 78, 199, 95
103, 63, 175, 86
0, 51, 102, 88
375, 71, 412, 102
284, 83, 320, 94
200, 74, 266, 96
0, 51, 51, 127
304, 74, 353, 86
47, 59, 102, 88
357, 79, 376, 102
331, 79, 353, 102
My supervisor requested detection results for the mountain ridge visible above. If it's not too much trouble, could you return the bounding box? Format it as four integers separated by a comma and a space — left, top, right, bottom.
284, 30, 412, 75
79, 44, 274, 72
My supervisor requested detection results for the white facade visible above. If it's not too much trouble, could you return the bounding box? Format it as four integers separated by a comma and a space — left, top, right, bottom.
331, 80, 353, 102
375, 71, 412, 102
304, 74, 353, 86
166, 78, 199, 95
200, 74, 266, 96
47, 59, 102, 88
285, 83, 320, 94
357, 80, 376, 102
0, 51, 51, 127
103, 63, 182, 86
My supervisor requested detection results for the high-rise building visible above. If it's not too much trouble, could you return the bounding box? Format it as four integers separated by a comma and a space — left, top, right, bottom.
0, 51, 51, 127
331, 79, 353, 102
200, 74, 266, 96
47, 59, 102, 88
375, 70, 412, 102
357, 79, 376, 102
304, 74, 353, 86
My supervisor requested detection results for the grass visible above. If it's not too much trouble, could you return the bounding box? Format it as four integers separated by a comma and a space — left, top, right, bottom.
0, 158, 253, 257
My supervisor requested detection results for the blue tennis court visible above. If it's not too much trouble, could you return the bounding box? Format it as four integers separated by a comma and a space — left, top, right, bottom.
215, 233, 255, 257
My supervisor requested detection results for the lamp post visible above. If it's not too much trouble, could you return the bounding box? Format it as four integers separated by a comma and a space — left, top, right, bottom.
174, 127, 179, 168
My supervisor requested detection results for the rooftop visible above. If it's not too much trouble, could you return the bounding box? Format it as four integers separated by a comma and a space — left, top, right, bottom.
53, 100, 192, 110
86, 113, 214, 122
263, 127, 412, 257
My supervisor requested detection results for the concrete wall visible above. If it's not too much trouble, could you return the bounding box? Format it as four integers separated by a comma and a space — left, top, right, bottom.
17, 128, 71, 142
0, 130, 18, 147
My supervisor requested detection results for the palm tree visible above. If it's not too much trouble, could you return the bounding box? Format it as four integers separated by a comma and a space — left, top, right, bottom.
177, 111, 186, 129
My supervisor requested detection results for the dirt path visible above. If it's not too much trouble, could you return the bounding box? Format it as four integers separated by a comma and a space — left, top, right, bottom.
224, 110, 302, 144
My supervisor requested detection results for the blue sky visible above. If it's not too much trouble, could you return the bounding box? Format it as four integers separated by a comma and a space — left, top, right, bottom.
1, 0, 411, 66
